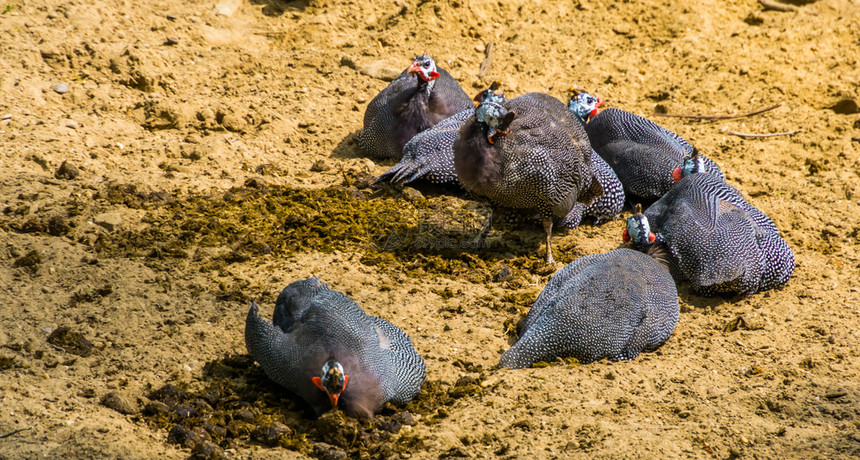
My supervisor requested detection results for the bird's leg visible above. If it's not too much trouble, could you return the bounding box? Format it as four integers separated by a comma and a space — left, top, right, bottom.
475, 207, 495, 247
542, 217, 555, 265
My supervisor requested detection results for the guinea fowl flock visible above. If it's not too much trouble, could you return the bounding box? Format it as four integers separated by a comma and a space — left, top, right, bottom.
245, 54, 796, 418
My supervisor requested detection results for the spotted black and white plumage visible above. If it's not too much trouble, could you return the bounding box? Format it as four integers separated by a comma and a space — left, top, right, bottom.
560, 151, 625, 227
499, 249, 679, 368
357, 54, 473, 160
568, 89, 724, 203
245, 278, 426, 418
626, 173, 795, 296
453, 93, 604, 264
376, 83, 506, 186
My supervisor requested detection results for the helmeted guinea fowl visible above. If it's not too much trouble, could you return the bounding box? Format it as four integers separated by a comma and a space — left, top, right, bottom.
567, 88, 724, 203
375, 81, 507, 186
624, 172, 795, 296
453, 92, 604, 264
245, 278, 426, 418
499, 248, 679, 369
357, 54, 473, 160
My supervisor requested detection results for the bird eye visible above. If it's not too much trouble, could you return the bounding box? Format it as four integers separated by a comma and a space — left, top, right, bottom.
587, 97, 594, 105
423, 62, 430, 68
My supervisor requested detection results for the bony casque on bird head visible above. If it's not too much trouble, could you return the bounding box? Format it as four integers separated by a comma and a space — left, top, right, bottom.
672, 149, 708, 183
312, 359, 348, 409
475, 99, 516, 144
408, 54, 440, 83
567, 87, 604, 124
473, 80, 505, 107
623, 203, 656, 244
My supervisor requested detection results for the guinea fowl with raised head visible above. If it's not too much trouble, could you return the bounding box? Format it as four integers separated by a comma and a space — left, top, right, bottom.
357, 54, 473, 160
499, 248, 679, 368
624, 173, 795, 296
453, 92, 604, 264
245, 278, 426, 418
568, 88, 724, 203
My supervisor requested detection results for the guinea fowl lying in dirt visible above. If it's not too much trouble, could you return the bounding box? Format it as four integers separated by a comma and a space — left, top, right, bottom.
245, 278, 426, 418
357, 54, 473, 160
499, 248, 679, 368
624, 169, 795, 297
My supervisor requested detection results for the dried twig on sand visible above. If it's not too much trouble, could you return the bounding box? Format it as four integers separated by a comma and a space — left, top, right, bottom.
759, 0, 797, 12
654, 103, 782, 122
728, 129, 802, 138
477, 42, 494, 79
0, 427, 31, 439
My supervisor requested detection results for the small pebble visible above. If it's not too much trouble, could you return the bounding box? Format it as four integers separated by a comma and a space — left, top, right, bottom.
339, 56, 358, 70
251, 423, 291, 446
55, 160, 80, 180
52, 83, 68, 94
143, 401, 171, 416
64, 119, 79, 129
310, 160, 329, 172
191, 440, 225, 460
1, 114, 11, 120
101, 391, 140, 415
401, 187, 424, 201
612, 24, 633, 36
165, 37, 180, 46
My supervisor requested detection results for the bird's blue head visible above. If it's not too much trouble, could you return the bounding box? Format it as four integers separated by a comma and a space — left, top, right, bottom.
672, 149, 707, 183
475, 101, 515, 145
623, 204, 656, 245
312, 359, 348, 409
567, 87, 604, 124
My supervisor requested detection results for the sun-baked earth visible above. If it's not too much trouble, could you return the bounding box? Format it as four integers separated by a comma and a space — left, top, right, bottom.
0, 0, 858, 458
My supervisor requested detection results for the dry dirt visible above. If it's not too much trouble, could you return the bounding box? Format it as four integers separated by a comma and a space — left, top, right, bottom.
1, 0, 859, 458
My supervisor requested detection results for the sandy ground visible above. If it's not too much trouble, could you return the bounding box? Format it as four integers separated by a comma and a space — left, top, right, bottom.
1, 0, 859, 458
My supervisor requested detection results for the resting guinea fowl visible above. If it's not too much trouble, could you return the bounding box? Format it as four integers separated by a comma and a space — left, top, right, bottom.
375, 81, 506, 186
567, 88, 724, 203
357, 54, 473, 160
624, 172, 795, 296
245, 278, 426, 418
499, 248, 679, 368
453, 92, 604, 264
